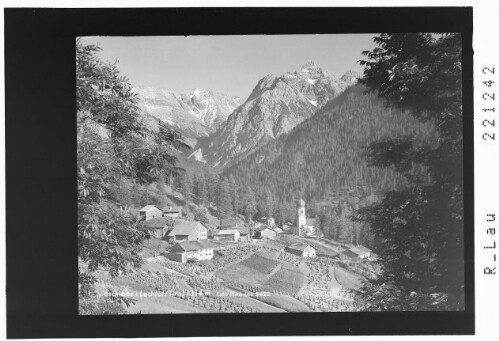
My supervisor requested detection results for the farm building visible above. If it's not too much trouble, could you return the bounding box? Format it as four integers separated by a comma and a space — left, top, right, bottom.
349, 245, 375, 260
256, 228, 277, 240
167, 221, 207, 242
236, 227, 252, 242
139, 205, 163, 221
143, 217, 174, 239
282, 223, 292, 231
285, 243, 316, 258
273, 227, 284, 234
169, 240, 215, 263
219, 218, 241, 229
339, 249, 359, 260
212, 229, 240, 242
162, 204, 183, 218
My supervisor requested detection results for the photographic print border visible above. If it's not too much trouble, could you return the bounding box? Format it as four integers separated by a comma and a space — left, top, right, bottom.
5, 6, 474, 338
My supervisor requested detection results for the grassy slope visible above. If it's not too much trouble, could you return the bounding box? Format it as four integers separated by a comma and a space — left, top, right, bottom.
334, 266, 364, 290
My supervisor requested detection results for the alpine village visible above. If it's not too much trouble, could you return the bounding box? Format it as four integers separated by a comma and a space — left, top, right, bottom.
78, 33, 464, 314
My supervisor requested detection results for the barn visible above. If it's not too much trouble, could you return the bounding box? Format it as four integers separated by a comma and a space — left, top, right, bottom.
162, 204, 183, 218
348, 245, 376, 260
285, 243, 317, 258
236, 227, 252, 242
169, 240, 215, 263
256, 228, 277, 240
167, 221, 207, 242
139, 205, 162, 221
273, 227, 284, 234
339, 249, 359, 260
143, 217, 174, 239
212, 229, 240, 242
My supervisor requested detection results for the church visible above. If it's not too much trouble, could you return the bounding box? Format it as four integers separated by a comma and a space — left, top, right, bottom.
295, 199, 316, 236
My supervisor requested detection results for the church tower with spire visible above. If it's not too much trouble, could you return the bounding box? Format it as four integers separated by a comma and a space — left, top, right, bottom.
296, 199, 306, 236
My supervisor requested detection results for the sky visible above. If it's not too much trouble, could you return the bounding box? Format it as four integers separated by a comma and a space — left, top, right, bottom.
82, 34, 378, 99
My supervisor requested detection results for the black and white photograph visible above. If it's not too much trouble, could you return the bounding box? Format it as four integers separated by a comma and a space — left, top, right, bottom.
77, 33, 465, 314
6, 4, 489, 339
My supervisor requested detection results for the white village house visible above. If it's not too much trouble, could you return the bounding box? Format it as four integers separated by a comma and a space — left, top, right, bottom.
348, 245, 376, 260
167, 221, 207, 242
218, 218, 252, 242
256, 227, 277, 240
212, 229, 240, 242
285, 243, 317, 258
273, 227, 284, 234
169, 240, 215, 263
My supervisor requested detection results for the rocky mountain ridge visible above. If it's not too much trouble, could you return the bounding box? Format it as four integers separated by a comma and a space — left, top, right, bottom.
136, 87, 244, 144
190, 63, 360, 167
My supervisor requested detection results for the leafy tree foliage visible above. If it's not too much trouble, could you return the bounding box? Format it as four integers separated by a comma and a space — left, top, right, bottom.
193, 206, 210, 224
77, 39, 188, 312
354, 33, 464, 310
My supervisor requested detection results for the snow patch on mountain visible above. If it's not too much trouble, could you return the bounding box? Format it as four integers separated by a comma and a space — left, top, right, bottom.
307, 98, 318, 107
136, 87, 243, 140
189, 148, 207, 163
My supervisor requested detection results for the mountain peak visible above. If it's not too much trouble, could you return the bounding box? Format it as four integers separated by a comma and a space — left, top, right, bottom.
297, 62, 329, 81
300, 61, 321, 71
191, 87, 208, 95
340, 70, 360, 80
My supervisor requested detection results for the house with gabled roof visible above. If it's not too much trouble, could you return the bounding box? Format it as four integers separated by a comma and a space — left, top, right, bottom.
167, 221, 207, 242
285, 243, 316, 258
212, 229, 240, 242
170, 240, 215, 263
339, 249, 360, 260
142, 216, 175, 239
255, 227, 277, 240
162, 204, 183, 218
273, 227, 284, 234
139, 205, 163, 221
236, 227, 252, 242
348, 245, 375, 260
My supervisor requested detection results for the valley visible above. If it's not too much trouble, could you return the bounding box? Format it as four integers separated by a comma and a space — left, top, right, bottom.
78, 32, 464, 314
88, 231, 373, 314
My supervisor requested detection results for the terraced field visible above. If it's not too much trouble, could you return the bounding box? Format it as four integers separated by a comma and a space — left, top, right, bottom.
86, 238, 371, 313
266, 262, 307, 294
216, 254, 281, 286
240, 254, 281, 274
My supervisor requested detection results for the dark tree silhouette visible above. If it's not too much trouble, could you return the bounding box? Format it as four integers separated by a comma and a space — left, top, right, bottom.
354, 33, 464, 311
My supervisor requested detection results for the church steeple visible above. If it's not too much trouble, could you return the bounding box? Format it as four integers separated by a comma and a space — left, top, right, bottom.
296, 198, 306, 236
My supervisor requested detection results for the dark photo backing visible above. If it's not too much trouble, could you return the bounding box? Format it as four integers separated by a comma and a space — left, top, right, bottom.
5, 7, 474, 338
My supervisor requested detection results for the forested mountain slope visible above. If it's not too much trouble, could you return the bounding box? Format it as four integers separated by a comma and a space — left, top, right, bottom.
223, 85, 437, 206
192, 63, 358, 167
